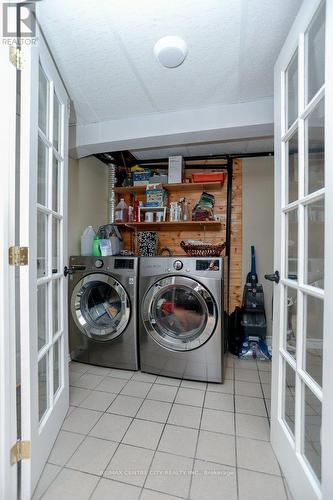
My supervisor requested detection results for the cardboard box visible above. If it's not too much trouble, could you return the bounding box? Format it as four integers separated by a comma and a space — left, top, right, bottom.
146, 188, 167, 207
133, 170, 151, 186
149, 174, 168, 184
168, 156, 184, 184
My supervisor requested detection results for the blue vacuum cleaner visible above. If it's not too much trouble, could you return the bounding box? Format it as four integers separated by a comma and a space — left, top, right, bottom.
239, 246, 271, 360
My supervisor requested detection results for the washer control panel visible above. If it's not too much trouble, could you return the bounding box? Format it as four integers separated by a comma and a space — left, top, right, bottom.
94, 259, 104, 269
69, 256, 138, 276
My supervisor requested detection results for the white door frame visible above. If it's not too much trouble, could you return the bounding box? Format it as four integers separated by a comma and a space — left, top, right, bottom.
272, 0, 332, 498
0, 14, 19, 500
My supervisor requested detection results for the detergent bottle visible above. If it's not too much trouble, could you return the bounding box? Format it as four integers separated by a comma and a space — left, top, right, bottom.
92, 236, 101, 256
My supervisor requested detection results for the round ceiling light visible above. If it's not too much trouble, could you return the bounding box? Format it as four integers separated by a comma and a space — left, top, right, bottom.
153, 36, 188, 68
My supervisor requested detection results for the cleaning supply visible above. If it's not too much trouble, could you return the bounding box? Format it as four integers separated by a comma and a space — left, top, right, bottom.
80, 226, 96, 256
139, 201, 144, 222
115, 198, 129, 223
97, 224, 123, 255
180, 197, 190, 221
92, 236, 101, 256
238, 246, 271, 360
109, 225, 123, 255
99, 239, 112, 256
128, 206, 133, 222
133, 198, 139, 222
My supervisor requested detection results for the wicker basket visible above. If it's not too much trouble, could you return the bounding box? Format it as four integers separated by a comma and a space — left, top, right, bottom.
180, 241, 226, 257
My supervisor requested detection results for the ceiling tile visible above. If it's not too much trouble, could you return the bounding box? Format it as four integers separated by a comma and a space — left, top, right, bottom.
239, 0, 302, 100
39, 0, 301, 125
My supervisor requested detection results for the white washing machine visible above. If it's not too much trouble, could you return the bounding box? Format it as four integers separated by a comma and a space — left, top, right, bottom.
139, 256, 228, 382
68, 256, 139, 370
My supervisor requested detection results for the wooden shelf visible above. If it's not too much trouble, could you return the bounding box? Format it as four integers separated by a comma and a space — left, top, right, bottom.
115, 221, 222, 231
114, 181, 223, 194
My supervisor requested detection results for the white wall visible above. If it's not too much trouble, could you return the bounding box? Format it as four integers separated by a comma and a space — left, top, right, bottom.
242, 157, 274, 338
68, 155, 108, 256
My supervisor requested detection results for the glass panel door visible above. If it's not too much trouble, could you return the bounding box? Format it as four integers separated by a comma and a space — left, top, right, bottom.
0, 19, 19, 499
37, 60, 66, 422
19, 27, 69, 496
273, 2, 326, 498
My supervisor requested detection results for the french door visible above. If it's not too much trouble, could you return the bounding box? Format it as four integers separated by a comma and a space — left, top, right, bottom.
272, 1, 333, 498
0, 5, 19, 498
19, 26, 69, 496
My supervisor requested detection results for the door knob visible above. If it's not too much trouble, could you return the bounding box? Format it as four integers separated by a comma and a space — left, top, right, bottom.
264, 270, 280, 284
64, 266, 73, 277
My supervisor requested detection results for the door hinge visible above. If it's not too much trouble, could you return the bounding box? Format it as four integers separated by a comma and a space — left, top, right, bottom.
10, 440, 31, 465
8, 246, 28, 266
9, 46, 24, 70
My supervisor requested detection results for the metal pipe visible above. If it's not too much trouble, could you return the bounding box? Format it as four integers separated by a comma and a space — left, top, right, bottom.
133, 151, 274, 165
226, 160, 233, 259
132, 163, 229, 169
95, 151, 274, 167
226, 159, 233, 314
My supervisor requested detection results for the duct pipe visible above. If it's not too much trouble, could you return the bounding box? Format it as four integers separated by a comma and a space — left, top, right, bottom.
107, 163, 116, 223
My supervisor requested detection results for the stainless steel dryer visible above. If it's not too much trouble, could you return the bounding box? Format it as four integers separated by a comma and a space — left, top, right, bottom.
68, 256, 139, 370
139, 256, 227, 382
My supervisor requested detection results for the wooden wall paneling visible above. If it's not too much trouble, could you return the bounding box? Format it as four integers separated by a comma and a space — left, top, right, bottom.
229, 159, 242, 312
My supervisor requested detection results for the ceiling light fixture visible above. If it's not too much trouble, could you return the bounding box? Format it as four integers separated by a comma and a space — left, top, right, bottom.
153, 36, 188, 68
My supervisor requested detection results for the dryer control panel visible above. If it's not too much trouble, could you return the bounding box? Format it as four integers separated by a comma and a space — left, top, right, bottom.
196, 260, 220, 271
140, 257, 223, 279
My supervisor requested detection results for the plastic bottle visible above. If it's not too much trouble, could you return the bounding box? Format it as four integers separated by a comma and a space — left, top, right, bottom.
115, 198, 129, 223
133, 198, 139, 222
81, 226, 96, 256
92, 236, 101, 256
128, 206, 133, 222
181, 198, 190, 221
139, 201, 144, 222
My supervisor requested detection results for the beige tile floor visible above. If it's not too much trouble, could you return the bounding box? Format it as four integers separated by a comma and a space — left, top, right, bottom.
33, 355, 293, 500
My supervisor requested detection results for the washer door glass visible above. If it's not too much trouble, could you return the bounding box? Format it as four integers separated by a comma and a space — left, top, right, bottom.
72, 273, 130, 341
143, 276, 217, 351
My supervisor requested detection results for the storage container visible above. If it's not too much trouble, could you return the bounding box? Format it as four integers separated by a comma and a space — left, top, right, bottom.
191, 172, 225, 184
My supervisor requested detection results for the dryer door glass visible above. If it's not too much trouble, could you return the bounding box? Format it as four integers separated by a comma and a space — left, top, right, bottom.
154, 286, 207, 339
143, 276, 217, 351
72, 273, 130, 341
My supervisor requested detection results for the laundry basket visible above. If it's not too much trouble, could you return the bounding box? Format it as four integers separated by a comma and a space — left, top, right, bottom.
180, 241, 225, 257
